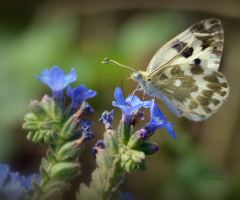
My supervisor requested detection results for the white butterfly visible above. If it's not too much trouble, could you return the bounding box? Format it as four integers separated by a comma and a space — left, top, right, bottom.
104, 19, 229, 121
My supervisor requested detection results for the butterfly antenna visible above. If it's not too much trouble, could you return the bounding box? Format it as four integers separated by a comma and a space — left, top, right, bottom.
102, 58, 137, 72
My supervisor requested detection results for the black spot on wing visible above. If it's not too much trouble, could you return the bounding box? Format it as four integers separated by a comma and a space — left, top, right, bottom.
202, 90, 214, 98
197, 95, 213, 114
197, 95, 210, 106
194, 58, 201, 65
203, 106, 213, 114
207, 24, 222, 33
207, 84, 221, 91
190, 21, 206, 33
219, 91, 227, 97
203, 75, 219, 83
159, 73, 168, 81
170, 65, 184, 76
198, 35, 215, 50
172, 42, 187, 53
189, 101, 198, 110
221, 82, 228, 88
182, 47, 194, 58
212, 99, 220, 106
190, 64, 204, 75
190, 19, 222, 34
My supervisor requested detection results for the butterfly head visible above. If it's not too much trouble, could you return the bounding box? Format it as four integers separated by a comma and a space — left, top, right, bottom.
131, 71, 151, 86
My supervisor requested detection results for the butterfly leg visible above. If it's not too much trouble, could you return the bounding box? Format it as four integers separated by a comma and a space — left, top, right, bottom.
129, 84, 142, 104
141, 90, 146, 112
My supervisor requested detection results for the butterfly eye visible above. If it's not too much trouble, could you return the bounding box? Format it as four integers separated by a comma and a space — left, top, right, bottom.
147, 78, 151, 82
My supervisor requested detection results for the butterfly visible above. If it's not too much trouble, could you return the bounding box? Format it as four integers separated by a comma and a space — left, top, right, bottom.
103, 18, 229, 121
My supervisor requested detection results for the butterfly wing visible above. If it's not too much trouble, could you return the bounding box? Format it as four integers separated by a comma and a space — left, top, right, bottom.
154, 64, 229, 121
143, 18, 228, 121
147, 18, 223, 78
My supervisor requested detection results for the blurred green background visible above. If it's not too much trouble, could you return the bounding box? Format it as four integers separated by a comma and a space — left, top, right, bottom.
1, 0, 240, 199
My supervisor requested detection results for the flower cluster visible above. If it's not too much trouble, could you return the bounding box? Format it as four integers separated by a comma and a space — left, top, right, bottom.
77, 87, 175, 200
113, 87, 175, 137
0, 164, 40, 200
24, 66, 97, 145
19, 66, 177, 200
22, 66, 97, 199
111, 87, 175, 172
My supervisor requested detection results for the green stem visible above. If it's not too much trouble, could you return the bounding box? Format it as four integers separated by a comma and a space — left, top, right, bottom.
101, 155, 125, 200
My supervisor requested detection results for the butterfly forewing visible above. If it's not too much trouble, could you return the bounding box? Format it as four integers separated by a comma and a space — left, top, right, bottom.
137, 18, 229, 121
147, 18, 224, 77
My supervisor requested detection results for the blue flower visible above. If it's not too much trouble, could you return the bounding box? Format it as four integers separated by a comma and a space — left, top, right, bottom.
99, 110, 114, 130
67, 85, 97, 110
120, 192, 137, 200
0, 164, 41, 200
35, 66, 77, 99
112, 87, 151, 123
92, 140, 105, 158
146, 100, 176, 139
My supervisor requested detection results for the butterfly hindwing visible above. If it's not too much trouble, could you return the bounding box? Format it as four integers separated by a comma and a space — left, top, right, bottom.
154, 64, 229, 121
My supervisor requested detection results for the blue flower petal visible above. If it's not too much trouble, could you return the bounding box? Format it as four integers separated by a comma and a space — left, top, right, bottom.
120, 192, 137, 200
125, 95, 140, 106
24, 174, 41, 191
64, 68, 77, 87
81, 120, 95, 141
99, 110, 114, 126
0, 164, 9, 186
112, 87, 151, 117
67, 84, 97, 109
1, 181, 24, 200
87, 90, 97, 99
165, 122, 176, 139
114, 87, 125, 106
8, 172, 21, 184
66, 85, 74, 98
92, 140, 105, 158
0, 164, 40, 199
146, 100, 176, 139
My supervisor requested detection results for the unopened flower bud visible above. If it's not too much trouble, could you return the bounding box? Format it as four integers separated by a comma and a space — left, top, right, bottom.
136, 161, 147, 171
29, 100, 48, 120
104, 129, 118, 156
41, 95, 52, 115
124, 160, 136, 173
57, 140, 83, 162
127, 129, 148, 148
131, 150, 145, 164
137, 142, 159, 155
50, 162, 81, 181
